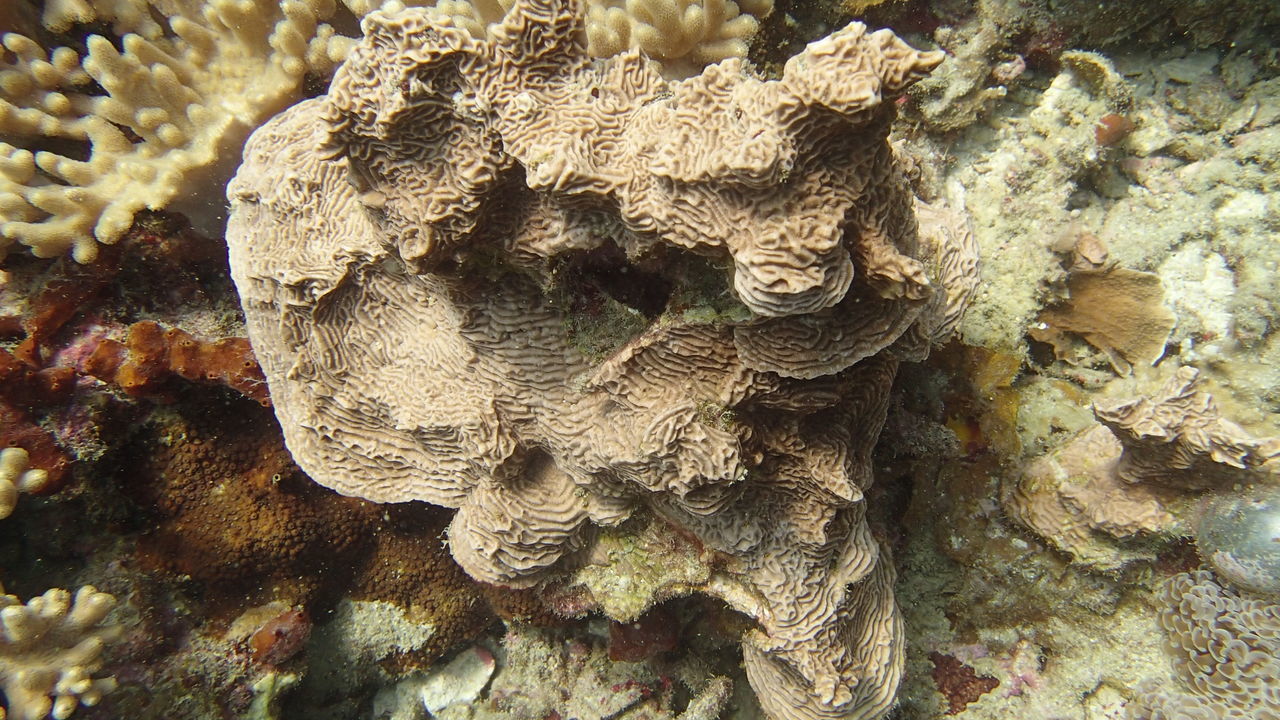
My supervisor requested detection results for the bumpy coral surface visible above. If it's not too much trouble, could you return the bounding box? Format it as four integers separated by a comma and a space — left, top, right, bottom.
226, 0, 973, 716
84, 321, 269, 406
124, 398, 375, 605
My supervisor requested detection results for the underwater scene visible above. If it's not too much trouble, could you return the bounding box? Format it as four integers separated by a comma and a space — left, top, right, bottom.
1, 0, 1278, 718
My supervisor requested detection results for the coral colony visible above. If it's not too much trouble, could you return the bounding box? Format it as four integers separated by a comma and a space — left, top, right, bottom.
1, 0, 1279, 718
225, 0, 970, 716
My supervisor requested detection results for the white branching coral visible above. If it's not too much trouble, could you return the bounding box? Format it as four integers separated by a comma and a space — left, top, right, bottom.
0, 445, 120, 719
0, 0, 355, 262
0, 448, 50, 520
0, 586, 120, 720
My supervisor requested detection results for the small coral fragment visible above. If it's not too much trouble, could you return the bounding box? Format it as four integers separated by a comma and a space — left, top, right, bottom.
1094, 366, 1278, 489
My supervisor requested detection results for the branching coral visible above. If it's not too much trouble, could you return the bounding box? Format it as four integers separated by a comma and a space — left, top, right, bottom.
226, 0, 969, 716
0, 413, 119, 720
0, 586, 120, 720
0, 0, 352, 261
0, 447, 48, 520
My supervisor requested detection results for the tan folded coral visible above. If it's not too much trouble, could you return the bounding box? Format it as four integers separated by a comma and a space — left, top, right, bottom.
226, 0, 972, 717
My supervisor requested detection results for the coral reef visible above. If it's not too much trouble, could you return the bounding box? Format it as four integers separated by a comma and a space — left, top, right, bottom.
0, 0, 1276, 717
0, 0, 776, 264
224, 0, 976, 716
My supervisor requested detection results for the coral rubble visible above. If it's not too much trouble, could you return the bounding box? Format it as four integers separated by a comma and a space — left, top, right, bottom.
224, 0, 975, 716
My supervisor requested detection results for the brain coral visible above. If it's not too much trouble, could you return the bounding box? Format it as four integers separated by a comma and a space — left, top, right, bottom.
225, 0, 971, 717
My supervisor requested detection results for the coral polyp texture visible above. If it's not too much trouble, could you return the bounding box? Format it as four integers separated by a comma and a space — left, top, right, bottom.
0, 586, 120, 720
225, 0, 969, 716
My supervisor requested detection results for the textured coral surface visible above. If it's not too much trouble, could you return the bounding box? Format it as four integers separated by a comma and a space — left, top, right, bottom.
224, 0, 975, 716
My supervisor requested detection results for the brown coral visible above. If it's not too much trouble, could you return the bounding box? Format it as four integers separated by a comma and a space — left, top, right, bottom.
347, 504, 495, 665
1006, 367, 1279, 570
123, 398, 375, 607
1030, 265, 1176, 375
1094, 367, 1279, 489
122, 395, 492, 663
225, 0, 971, 717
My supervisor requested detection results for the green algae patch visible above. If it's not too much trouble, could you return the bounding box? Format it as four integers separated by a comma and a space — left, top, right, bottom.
570, 518, 712, 623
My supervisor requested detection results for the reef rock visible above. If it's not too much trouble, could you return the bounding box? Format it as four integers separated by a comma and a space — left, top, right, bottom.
225, 0, 971, 717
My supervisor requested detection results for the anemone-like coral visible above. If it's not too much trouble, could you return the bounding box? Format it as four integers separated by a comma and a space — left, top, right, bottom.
225, 0, 973, 716
1129, 569, 1280, 720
